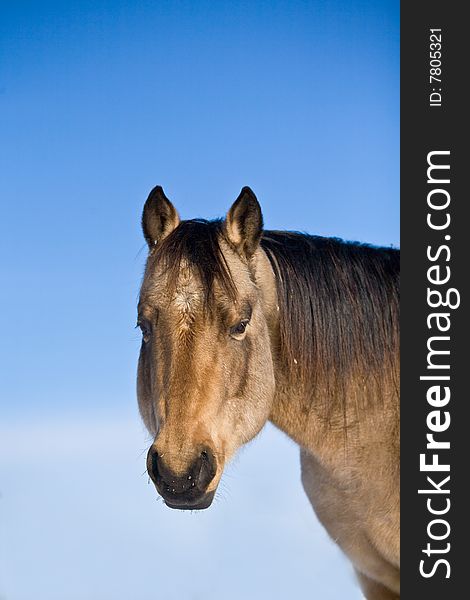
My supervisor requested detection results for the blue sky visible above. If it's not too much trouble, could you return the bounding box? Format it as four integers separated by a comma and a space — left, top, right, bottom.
0, 1, 398, 598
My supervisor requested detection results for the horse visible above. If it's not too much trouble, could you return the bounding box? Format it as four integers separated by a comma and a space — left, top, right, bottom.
136, 185, 400, 599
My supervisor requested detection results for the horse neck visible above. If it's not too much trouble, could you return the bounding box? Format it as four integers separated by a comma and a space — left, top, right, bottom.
255, 242, 399, 462
253, 246, 323, 450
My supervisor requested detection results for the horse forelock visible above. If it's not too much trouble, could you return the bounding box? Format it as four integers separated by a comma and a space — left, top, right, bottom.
144, 219, 238, 311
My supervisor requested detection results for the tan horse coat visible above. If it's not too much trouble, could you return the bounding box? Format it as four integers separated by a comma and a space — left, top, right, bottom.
137, 186, 400, 599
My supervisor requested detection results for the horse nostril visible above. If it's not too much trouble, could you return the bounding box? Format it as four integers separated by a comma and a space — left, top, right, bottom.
148, 448, 160, 482
198, 448, 217, 489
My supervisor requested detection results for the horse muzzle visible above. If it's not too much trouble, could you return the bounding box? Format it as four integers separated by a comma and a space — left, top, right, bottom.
147, 446, 218, 510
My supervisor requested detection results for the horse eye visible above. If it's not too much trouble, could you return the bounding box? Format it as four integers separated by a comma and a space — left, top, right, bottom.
230, 319, 249, 339
137, 320, 152, 343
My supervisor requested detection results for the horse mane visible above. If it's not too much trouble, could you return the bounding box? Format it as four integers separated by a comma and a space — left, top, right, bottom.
261, 231, 400, 407
154, 219, 400, 408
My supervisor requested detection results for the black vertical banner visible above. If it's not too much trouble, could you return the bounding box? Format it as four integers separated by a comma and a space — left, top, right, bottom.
401, 3, 468, 599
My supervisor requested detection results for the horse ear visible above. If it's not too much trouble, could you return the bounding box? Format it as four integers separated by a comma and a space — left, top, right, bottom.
225, 187, 263, 259
142, 186, 180, 248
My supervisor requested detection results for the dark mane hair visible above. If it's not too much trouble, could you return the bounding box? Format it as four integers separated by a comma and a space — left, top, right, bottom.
261, 232, 400, 406
153, 219, 400, 407
153, 219, 237, 307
